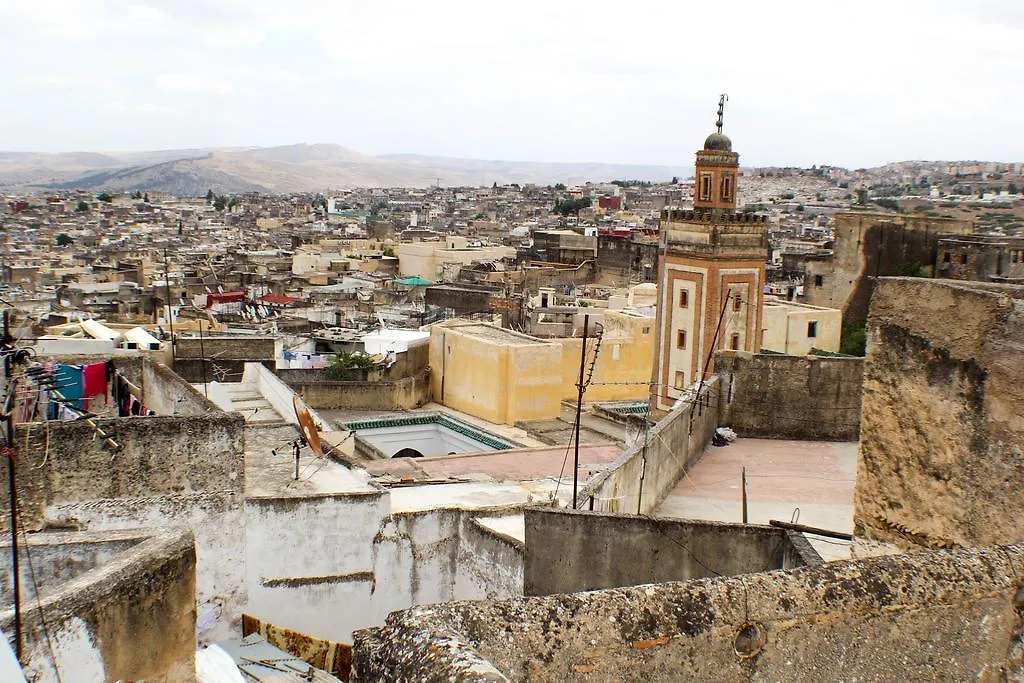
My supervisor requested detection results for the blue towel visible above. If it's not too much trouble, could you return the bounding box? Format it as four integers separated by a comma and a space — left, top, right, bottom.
54, 364, 84, 410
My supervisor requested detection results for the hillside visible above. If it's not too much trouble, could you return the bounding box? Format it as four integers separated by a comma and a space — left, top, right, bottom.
0, 143, 689, 194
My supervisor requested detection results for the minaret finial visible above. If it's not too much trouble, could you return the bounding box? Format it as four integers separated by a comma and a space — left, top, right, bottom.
716, 93, 728, 134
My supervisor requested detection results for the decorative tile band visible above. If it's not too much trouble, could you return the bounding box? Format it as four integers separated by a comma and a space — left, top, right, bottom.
344, 413, 516, 451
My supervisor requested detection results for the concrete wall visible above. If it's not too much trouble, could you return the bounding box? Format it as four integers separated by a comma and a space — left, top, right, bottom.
580, 378, 720, 514
1, 528, 196, 683
241, 362, 331, 430
855, 278, 1024, 549
353, 541, 1024, 682
717, 352, 864, 440
523, 508, 814, 596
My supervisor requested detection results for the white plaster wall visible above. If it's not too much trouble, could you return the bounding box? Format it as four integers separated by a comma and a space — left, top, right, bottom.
47, 496, 246, 644
22, 616, 105, 683
244, 492, 388, 642
243, 363, 331, 430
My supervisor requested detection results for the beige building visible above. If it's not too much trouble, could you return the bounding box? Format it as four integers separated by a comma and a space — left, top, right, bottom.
399, 238, 516, 281
556, 309, 656, 403
761, 297, 842, 355
428, 321, 562, 425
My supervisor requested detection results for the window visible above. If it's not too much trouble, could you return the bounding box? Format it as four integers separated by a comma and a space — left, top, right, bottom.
642, 326, 650, 335
699, 173, 712, 201
807, 321, 818, 338
961, 253, 968, 265
730, 334, 740, 350
679, 289, 688, 308
732, 295, 742, 312
1013, 251, 1019, 264
676, 330, 687, 349
674, 371, 685, 389
943, 251, 951, 263
813, 274, 824, 287
722, 175, 733, 201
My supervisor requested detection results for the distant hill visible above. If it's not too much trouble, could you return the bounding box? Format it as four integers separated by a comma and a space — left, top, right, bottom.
0, 143, 689, 194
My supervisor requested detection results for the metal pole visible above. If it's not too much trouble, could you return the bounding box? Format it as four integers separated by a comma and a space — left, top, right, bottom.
741, 466, 748, 525
572, 314, 589, 509
198, 320, 208, 398
163, 249, 175, 367
2, 311, 22, 661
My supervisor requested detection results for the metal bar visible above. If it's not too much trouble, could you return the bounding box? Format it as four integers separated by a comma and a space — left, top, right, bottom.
2, 311, 22, 662
198, 320, 208, 398
741, 466, 748, 525
768, 520, 853, 541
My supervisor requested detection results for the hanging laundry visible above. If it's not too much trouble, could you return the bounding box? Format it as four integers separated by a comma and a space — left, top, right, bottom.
54, 364, 84, 409
82, 362, 108, 410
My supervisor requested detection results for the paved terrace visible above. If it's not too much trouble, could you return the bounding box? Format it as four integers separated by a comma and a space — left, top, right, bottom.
655, 438, 858, 560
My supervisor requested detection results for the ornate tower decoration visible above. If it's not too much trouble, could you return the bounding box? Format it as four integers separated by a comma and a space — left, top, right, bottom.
651, 96, 768, 411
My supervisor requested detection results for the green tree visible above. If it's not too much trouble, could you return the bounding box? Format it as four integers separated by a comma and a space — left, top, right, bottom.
213, 195, 228, 211
326, 352, 377, 380
75, 200, 90, 212
1009, 182, 1019, 195
553, 183, 566, 191
143, 192, 149, 203
840, 324, 867, 357
896, 262, 928, 277
96, 192, 113, 203
56, 233, 74, 246
553, 196, 592, 217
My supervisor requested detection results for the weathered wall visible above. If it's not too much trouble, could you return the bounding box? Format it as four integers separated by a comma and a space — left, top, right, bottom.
1, 528, 196, 683
286, 369, 431, 411
173, 336, 277, 383
803, 211, 973, 326
717, 352, 863, 440
579, 378, 719, 514
244, 491, 388, 643
523, 508, 811, 596
555, 311, 655, 402
855, 278, 1024, 549
352, 542, 1024, 682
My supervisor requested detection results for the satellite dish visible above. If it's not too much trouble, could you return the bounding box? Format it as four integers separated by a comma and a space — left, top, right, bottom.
293, 395, 324, 458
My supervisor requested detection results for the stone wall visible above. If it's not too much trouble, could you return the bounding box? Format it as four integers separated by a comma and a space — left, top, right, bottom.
523, 507, 818, 596
286, 369, 431, 411
1, 528, 196, 682
352, 542, 1024, 681
854, 277, 1024, 549
579, 378, 719, 514
803, 211, 973, 327
717, 352, 863, 440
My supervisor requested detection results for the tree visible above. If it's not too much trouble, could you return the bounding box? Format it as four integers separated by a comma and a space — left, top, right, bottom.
840, 324, 867, 357
96, 192, 113, 203
896, 262, 927, 277
553, 183, 566, 191
143, 192, 149, 203
131, 190, 142, 199
1009, 183, 1019, 195
75, 200, 90, 213
213, 195, 228, 211
553, 197, 592, 217
56, 233, 74, 246
206, 189, 214, 203
326, 352, 377, 381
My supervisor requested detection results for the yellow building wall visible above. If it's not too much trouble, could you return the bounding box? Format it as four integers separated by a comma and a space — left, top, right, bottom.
557, 311, 656, 402
761, 298, 842, 355
429, 323, 561, 424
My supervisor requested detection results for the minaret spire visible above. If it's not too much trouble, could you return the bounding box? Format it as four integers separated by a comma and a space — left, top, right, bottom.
716, 93, 728, 134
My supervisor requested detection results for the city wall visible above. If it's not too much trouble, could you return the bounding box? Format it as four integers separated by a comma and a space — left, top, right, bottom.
353, 542, 1024, 681
855, 277, 1024, 549
716, 352, 863, 440
579, 378, 719, 514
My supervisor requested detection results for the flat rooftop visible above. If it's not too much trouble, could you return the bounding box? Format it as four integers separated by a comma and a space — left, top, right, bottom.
655, 438, 857, 560
449, 323, 551, 345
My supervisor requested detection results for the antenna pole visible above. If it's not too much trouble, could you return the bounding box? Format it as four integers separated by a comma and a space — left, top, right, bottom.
2, 310, 22, 662
572, 314, 589, 509
198, 320, 208, 397
163, 248, 175, 367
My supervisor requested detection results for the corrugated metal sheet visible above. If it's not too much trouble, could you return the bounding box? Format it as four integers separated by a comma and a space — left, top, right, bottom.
217, 634, 342, 683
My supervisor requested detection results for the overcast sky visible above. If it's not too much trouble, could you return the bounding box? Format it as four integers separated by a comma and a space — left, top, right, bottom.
1, 0, 1022, 168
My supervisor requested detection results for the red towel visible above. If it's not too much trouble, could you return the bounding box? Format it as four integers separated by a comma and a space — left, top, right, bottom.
83, 362, 108, 399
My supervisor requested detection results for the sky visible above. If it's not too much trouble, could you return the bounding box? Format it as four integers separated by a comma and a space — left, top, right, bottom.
1, 0, 1022, 168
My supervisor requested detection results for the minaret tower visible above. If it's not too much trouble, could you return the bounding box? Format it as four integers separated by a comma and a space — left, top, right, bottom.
652, 96, 768, 411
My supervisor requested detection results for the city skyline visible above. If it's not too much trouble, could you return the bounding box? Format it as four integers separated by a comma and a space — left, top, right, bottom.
2, 0, 1023, 168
